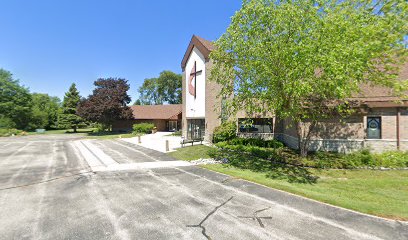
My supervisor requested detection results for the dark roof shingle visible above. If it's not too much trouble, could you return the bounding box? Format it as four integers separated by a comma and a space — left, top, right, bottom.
181, 35, 215, 70
130, 104, 182, 120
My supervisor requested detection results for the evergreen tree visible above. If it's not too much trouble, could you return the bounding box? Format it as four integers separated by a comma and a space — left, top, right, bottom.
58, 83, 83, 132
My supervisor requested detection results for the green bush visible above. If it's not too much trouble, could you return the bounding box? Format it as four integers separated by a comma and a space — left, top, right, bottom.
0, 128, 25, 137
213, 140, 408, 169
228, 137, 284, 148
133, 123, 155, 134
374, 151, 408, 168
213, 121, 237, 143
94, 123, 108, 133
171, 130, 182, 136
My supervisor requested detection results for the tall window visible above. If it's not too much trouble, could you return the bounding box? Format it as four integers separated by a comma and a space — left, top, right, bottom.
367, 117, 381, 139
187, 119, 205, 139
238, 118, 273, 133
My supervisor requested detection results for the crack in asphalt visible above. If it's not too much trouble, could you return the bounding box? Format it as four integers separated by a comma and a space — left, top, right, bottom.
221, 177, 238, 184
0, 170, 94, 191
187, 196, 234, 240
238, 207, 273, 228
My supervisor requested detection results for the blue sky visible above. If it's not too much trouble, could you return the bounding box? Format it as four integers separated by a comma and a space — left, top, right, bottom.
0, 1, 242, 101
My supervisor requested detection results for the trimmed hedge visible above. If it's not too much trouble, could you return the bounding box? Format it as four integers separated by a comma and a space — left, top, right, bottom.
132, 123, 155, 134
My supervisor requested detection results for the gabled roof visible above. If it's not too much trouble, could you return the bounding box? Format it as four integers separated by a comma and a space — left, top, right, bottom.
130, 104, 182, 120
181, 35, 215, 71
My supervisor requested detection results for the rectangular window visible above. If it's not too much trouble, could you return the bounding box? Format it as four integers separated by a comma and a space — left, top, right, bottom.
367, 117, 381, 139
168, 121, 178, 132
238, 118, 273, 133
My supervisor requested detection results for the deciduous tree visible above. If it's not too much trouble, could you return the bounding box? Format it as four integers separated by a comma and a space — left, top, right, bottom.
138, 71, 182, 105
31, 93, 61, 129
0, 69, 32, 130
210, 0, 408, 156
77, 78, 133, 131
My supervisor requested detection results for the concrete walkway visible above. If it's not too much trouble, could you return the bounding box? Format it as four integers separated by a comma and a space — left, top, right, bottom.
122, 132, 191, 153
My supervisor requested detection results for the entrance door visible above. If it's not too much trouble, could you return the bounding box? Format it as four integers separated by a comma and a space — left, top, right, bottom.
187, 119, 205, 140
168, 121, 178, 132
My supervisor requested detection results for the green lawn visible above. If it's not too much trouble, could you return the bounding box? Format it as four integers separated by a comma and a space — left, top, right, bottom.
168, 145, 212, 161
203, 164, 408, 220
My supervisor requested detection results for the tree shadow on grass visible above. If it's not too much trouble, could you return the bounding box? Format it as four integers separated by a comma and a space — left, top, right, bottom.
86, 130, 130, 136
218, 150, 318, 184
65, 129, 94, 134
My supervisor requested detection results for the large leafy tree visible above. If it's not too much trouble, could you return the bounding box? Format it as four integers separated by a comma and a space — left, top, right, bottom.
31, 93, 61, 129
77, 78, 133, 131
157, 71, 182, 104
0, 69, 32, 129
210, 0, 408, 156
58, 83, 83, 132
138, 70, 182, 105
138, 78, 162, 105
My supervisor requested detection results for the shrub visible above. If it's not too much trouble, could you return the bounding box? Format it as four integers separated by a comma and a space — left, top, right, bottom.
228, 137, 284, 148
0, 128, 24, 137
373, 151, 408, 168
214, 139, 408, 169
213, 121, 237, 143
341, 149, 375, 167
94, 123, 108, 133
133, 123, 155, 134
311, 149, 408, 169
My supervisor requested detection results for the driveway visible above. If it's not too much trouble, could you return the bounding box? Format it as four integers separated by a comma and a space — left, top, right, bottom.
0, 135, 406, 240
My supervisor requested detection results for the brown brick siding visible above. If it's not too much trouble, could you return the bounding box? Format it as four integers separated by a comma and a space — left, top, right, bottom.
274, 107, 407, 152
204, 60, 222, 141
182, 68, 188, 138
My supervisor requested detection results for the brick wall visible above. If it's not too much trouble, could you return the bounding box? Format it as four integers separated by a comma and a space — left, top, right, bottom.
182, 68, 188, 138
274, 107, 407, 153
204, 60, 222, 142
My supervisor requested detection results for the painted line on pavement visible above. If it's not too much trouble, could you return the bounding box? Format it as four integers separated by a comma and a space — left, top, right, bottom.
102, 160, 192, 172
73, 140, 192, 172
73, 141, 106, 172
80, 140, 118, 166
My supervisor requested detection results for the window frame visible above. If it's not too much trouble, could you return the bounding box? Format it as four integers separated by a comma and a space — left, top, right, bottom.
238, 118, 273, 134
367, 116, 382, 139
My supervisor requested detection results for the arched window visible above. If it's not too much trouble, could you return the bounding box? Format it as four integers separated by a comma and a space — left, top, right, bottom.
367, 117, 381, 139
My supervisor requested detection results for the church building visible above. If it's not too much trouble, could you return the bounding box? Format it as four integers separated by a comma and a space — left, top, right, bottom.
181, 35, 408, 152
181, 35, 221, 141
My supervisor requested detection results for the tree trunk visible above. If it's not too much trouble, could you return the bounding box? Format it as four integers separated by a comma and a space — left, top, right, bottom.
295, 120, 317, 157
73, 125, 77, 133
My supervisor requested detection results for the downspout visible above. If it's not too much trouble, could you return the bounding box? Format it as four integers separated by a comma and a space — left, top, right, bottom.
397, 107, 401, 150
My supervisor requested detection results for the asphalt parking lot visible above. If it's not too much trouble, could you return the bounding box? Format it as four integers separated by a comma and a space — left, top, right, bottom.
0, 135, 406, 240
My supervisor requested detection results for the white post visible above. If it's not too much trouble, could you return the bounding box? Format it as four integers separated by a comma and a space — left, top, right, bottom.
165, 140, 169, 152
138, 135, 141, 144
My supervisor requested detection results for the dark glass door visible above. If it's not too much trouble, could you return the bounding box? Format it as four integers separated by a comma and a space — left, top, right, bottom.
187, 119, 205, 139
